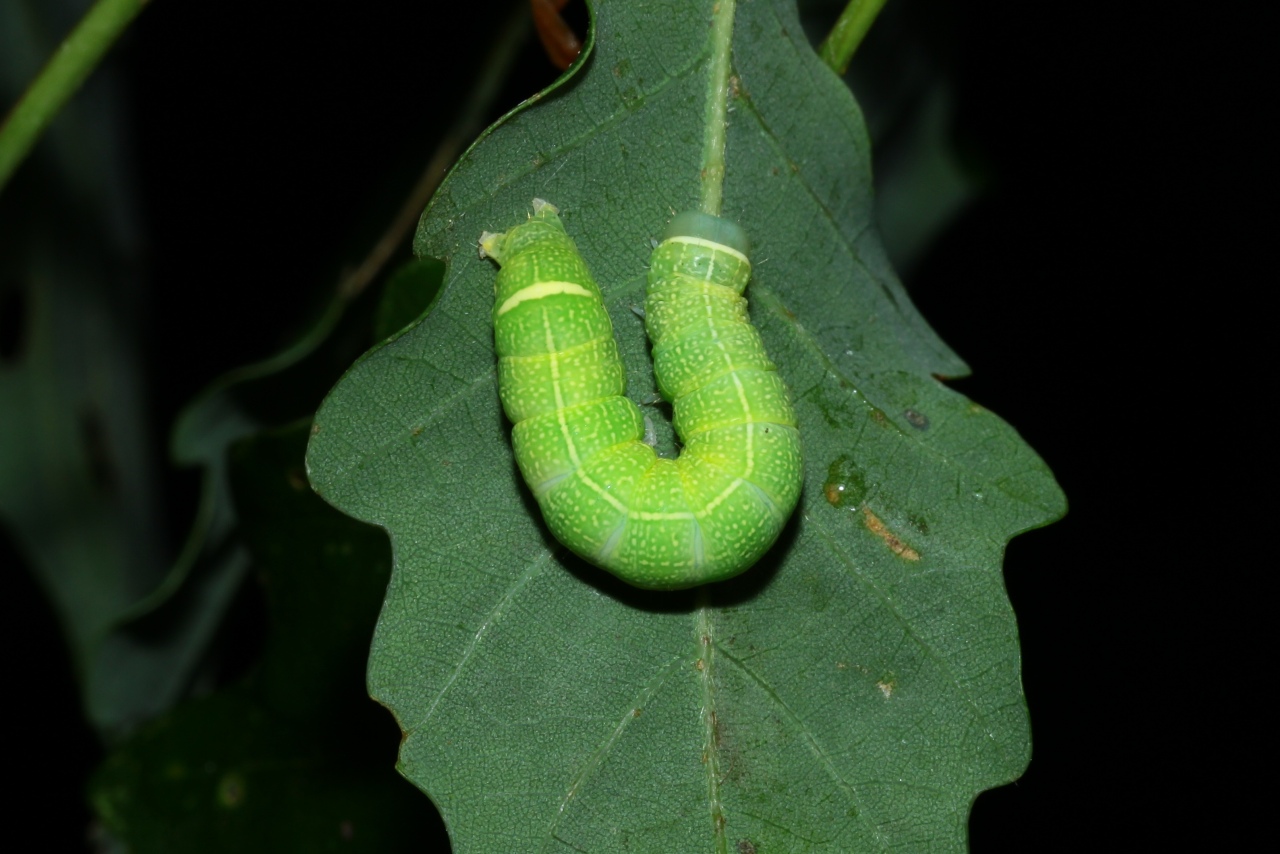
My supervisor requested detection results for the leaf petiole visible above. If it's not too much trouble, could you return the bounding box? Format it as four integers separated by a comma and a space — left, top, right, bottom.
699, 0, 737, 217
817, 0, 889, 76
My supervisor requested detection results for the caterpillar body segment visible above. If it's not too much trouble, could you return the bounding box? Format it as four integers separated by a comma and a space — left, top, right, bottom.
483, 201, 802, 589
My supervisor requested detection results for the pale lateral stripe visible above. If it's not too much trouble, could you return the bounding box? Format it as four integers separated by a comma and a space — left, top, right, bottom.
695, 479, 743, 518
731, 372, 758, 479
576, 456, 698, 522
663, 235, 750, 266
697, 472, 779, 520
497, 280, 594, 316
576, 470, 713, 523
633, 509, 695, 522
559, 410, 580, 469
578, 467, 628, 513
541, 305, 582, 471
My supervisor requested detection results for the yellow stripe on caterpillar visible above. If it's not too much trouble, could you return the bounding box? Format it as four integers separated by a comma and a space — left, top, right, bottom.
497, 280, 595, 315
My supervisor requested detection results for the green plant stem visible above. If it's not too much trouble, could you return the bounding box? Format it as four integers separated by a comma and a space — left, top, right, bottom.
817, 0, 888, 75
698, 0, 737, 218
0, 0, 150, 196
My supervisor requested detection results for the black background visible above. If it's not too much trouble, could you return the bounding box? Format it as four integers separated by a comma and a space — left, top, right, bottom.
6, 0, 1256, 849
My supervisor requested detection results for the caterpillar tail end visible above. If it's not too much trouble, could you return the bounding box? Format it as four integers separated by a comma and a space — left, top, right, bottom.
478, 230, 505, 262
531, 198, 559, 217
481, 200, 563, 262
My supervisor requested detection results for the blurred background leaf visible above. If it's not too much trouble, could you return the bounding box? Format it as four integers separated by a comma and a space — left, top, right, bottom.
89, 423, 440, 852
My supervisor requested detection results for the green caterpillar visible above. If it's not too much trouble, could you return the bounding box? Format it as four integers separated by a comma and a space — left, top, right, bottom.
480, 200, 802, 590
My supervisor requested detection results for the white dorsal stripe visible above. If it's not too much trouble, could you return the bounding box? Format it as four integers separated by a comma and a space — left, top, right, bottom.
663, 235, 750, 266
497, 281, 594, 315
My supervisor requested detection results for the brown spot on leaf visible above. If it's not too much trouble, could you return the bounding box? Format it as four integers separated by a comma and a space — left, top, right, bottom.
862, 508, 921, 561
738, 841, 758, 854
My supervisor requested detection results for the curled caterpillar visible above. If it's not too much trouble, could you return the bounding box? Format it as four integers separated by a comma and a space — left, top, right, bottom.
480, 200, 802, 589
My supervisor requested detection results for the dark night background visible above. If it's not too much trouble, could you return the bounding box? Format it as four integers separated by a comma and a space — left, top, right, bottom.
5, 0, 1253, 849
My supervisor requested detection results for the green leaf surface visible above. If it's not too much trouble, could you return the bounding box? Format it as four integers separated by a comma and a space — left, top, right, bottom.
90, 424, 432, 851
307, 0, 1065, 850
372, 257, 445, 343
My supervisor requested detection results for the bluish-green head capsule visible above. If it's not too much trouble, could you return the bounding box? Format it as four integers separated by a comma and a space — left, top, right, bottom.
663, 211, 750, 256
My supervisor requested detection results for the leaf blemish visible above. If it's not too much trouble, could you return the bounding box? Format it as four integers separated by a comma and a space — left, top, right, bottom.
904, 409, 929, 429
824, 456, 867, 507
862, 508, 921, 561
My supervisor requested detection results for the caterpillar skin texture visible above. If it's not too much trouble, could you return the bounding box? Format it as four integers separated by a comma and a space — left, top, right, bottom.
480, 201, 802, 590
